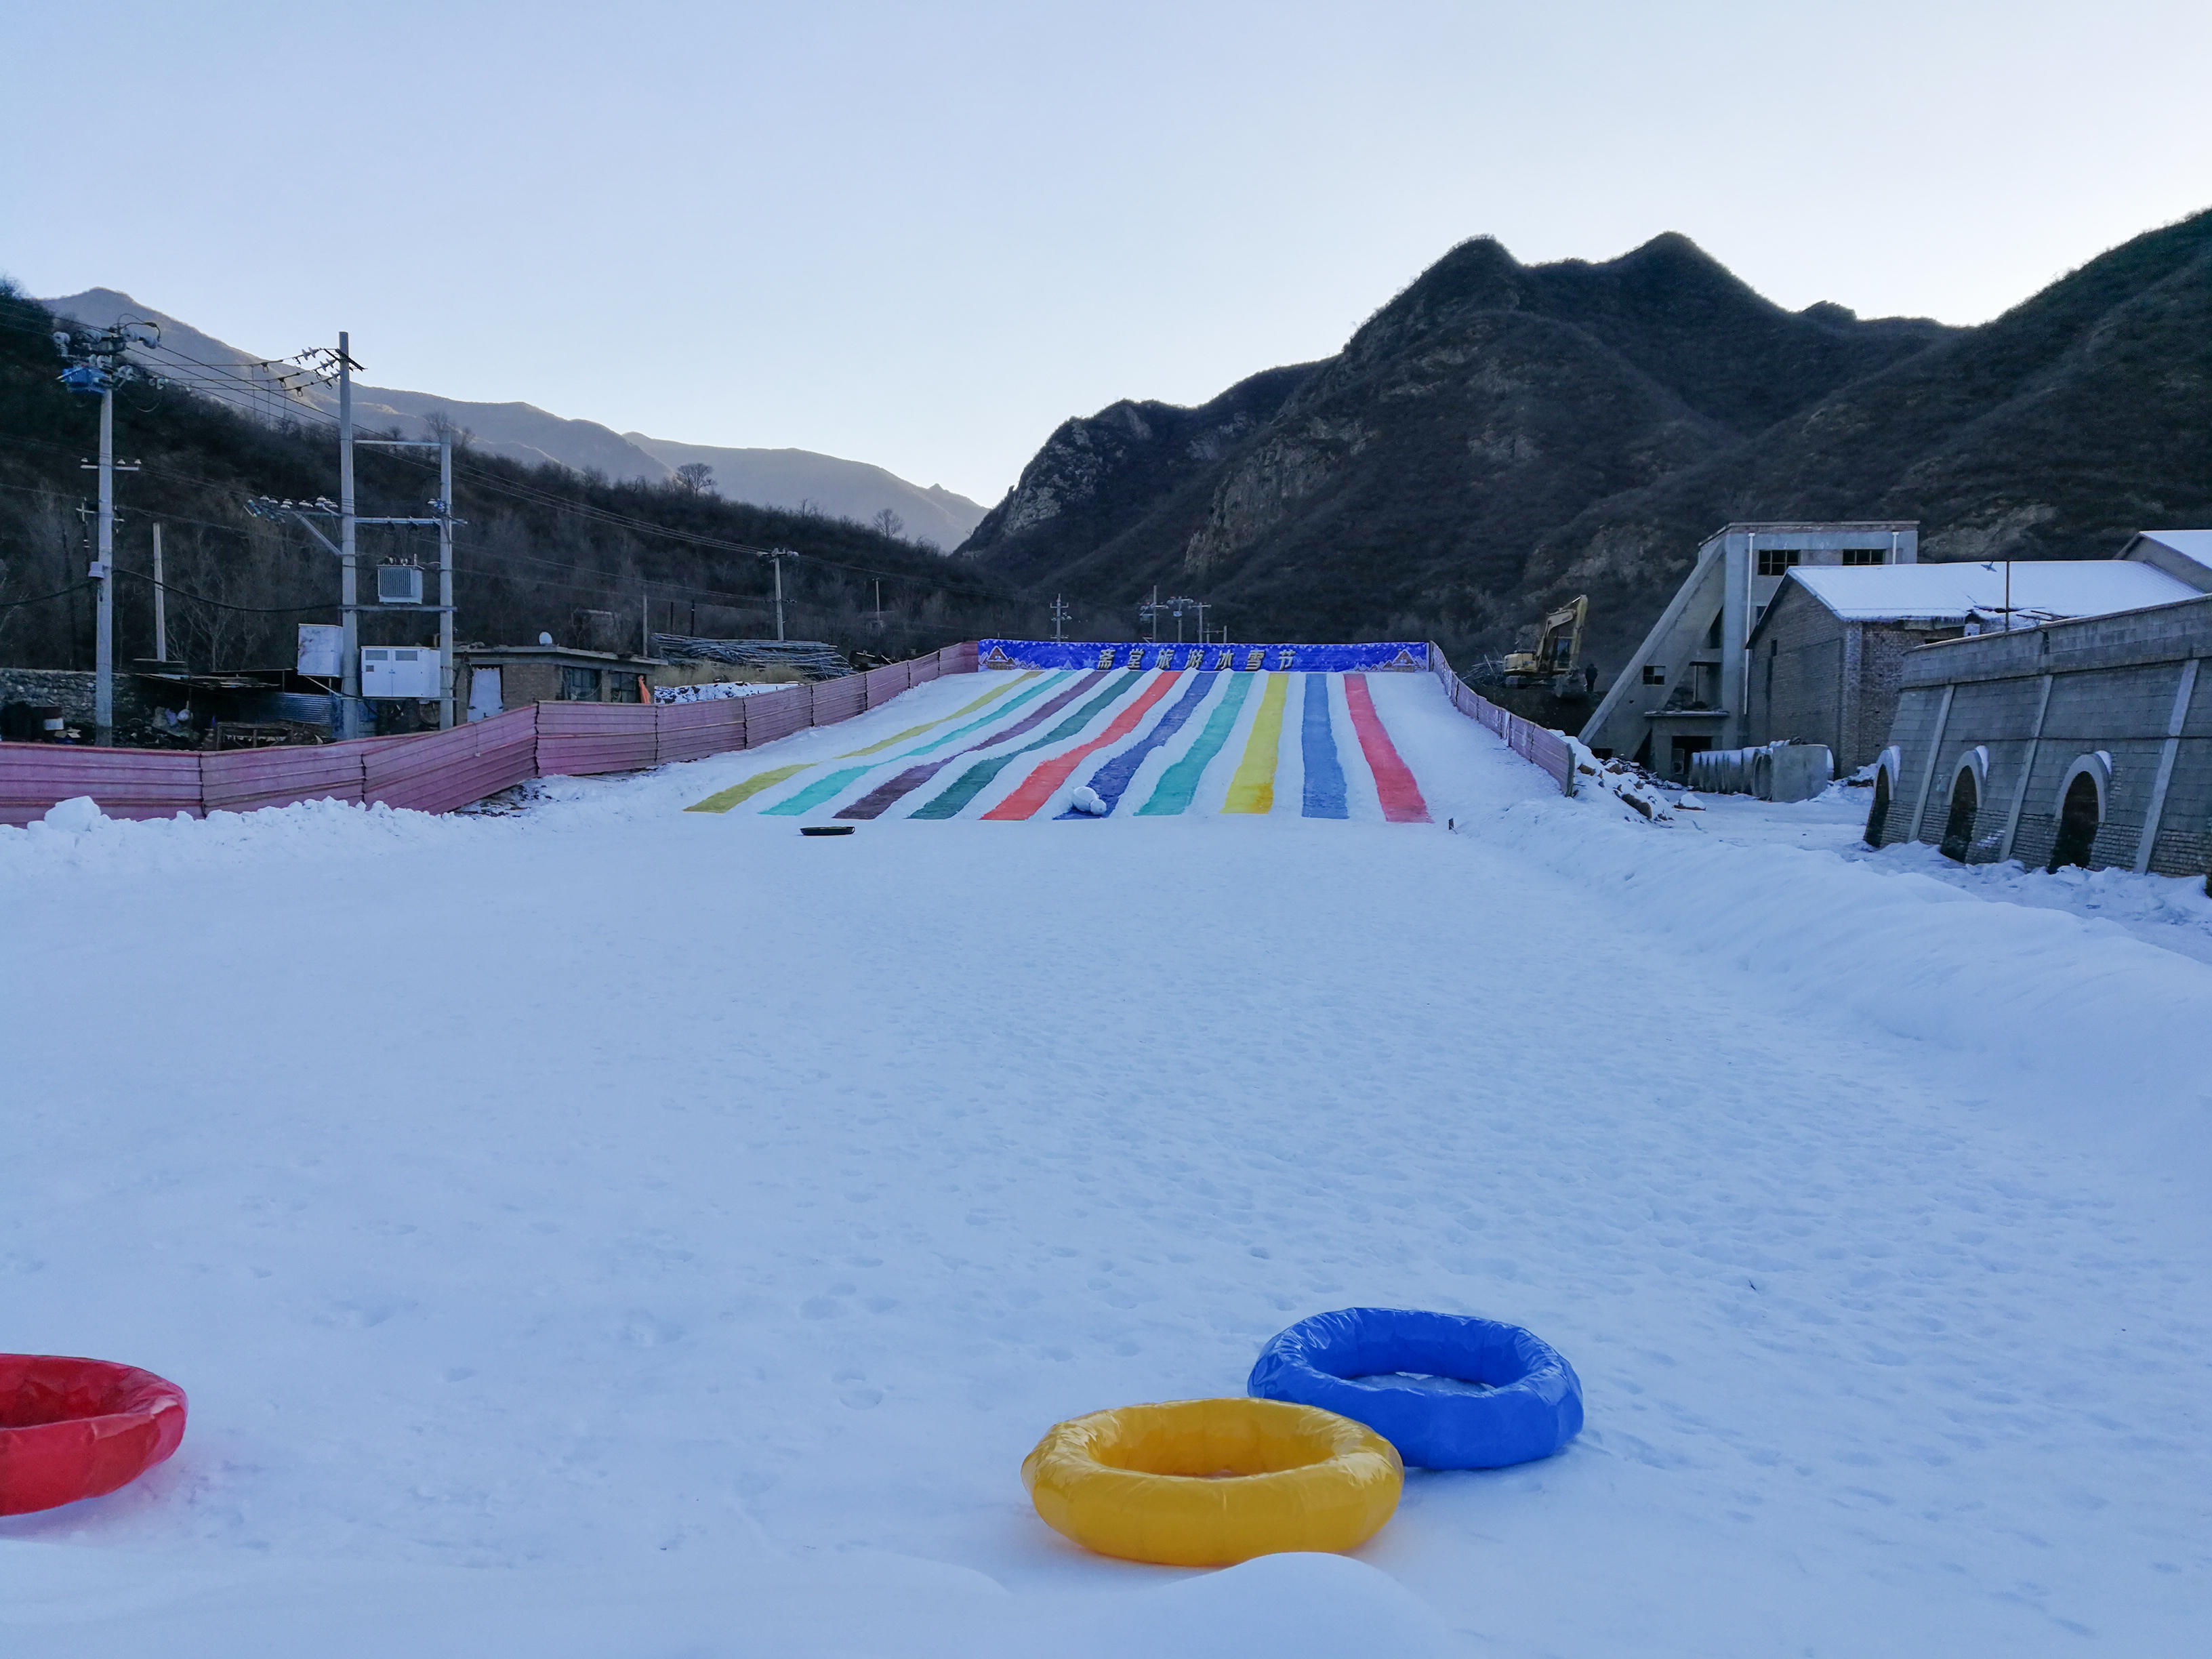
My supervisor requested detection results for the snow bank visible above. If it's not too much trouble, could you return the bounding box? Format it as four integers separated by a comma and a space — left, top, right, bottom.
0, 794, 494, 882
1488, 788, 2212, 1175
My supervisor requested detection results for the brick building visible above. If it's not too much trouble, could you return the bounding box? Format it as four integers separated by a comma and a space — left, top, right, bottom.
1747, 558, 2203, 775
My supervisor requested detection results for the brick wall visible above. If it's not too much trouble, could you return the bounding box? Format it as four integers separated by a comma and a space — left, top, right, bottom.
1748, 589, 1845, 756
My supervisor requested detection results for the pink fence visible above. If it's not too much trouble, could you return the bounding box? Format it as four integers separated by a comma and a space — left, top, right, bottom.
0, 640, 982, 826
1427, 642, 1578, 797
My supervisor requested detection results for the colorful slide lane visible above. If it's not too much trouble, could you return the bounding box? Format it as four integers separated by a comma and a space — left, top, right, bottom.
684, 668, 1433, 823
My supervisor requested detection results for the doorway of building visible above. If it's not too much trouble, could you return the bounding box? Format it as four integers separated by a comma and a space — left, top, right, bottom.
2049, 772, 2101, 870
1940, 769, 1979, 862
1864, 769, 1891, 847
1669, 735, 1713, 780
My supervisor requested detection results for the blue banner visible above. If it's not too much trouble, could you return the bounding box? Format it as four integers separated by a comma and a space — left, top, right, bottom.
978, 640, 1430, 673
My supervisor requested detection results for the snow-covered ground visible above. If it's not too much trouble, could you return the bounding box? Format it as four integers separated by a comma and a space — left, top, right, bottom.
3, 672, 2207, 1658
1683, 780, 2212, 968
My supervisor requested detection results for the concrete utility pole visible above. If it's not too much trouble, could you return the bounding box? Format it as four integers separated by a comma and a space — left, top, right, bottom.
151, 522, 167, 663
338, 332, 359, 701
56, 315, 151, 742
1050, 594, 1070, 642
438, 438, 455, 729
758, 548, 796, 640
1138, 584, 1164, 642
94, 384, 115, 741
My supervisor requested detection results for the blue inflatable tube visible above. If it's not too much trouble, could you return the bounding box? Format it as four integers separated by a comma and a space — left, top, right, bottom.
1248, 1308, 1582, 1469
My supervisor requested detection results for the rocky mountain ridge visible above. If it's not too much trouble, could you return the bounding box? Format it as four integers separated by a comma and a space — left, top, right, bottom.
962, 216, 2211, 672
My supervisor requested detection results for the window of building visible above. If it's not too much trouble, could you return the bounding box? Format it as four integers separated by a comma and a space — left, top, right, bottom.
560, 666, 602, 701
1757, 548, 1801, 577
1642, 664, 1666, 685
1840, 548, 1884, 566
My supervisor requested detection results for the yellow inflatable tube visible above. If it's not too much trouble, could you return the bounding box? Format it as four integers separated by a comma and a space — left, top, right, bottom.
1021, 1397, 1403, 1567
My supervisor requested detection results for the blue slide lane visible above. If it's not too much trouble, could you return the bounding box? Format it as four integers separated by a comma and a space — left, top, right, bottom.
1057, 671, 1222, 817
1300, 672, 1348, 819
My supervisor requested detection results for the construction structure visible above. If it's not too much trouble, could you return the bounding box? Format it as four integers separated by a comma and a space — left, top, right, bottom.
1500, 596, 1589, 696
1581, 522, 1918, 775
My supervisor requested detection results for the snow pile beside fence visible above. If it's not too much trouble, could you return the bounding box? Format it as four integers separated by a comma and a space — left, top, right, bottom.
1486, 791, 2212, 1175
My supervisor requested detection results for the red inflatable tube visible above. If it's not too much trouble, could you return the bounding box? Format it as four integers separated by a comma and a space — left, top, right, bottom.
0, 1354, 188, 1515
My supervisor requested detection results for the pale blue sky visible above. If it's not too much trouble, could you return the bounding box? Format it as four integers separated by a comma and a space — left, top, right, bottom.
6, 1, 2207, 505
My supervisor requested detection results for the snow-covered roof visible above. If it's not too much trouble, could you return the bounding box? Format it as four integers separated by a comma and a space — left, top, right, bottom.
2126, 529, 2212, 573
1778, 560, 2196, 626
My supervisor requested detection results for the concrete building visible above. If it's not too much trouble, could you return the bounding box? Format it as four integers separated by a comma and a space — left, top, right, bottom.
1746, 557, 2207, 775
1869, 580, 2212, 877
1582, 522, 1919, 776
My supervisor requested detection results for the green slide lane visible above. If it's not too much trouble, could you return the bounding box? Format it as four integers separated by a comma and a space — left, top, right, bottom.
1136, 672, 1254, 815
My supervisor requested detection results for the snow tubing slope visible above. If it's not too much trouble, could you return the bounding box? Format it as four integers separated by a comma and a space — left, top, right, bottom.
0, 1355, 188, 1515
1247, 1309, 1582, 1470
684, 669, 1437, 821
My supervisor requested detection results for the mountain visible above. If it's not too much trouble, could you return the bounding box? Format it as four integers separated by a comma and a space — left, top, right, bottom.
1514, 213, 2212, 662
39, 289, 985, 550
960, 220, 2210, 670
623, 434, 986, 550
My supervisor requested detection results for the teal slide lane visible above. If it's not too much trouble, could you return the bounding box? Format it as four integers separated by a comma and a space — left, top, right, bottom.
1136, 671, 1254, 815
760, 672, 1073, 817
910, 672, 1147, 819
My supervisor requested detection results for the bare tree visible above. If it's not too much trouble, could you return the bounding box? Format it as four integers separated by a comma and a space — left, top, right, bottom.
674, 462, 716, 496
423, 409, 476, 451
870, 508, 905, 541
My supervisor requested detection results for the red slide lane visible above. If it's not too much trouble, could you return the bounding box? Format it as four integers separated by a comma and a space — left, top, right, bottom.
1341, 674, 1431, 823
982, 673, 1185, 820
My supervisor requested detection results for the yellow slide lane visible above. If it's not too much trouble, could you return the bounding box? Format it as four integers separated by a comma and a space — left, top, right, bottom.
1221, 672, 1288, 815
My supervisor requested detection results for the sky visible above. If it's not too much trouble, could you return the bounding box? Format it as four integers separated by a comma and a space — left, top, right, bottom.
5, 1, 2208, 508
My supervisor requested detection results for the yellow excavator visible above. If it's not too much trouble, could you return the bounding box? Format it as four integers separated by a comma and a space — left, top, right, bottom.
1501, 595, 1590, 697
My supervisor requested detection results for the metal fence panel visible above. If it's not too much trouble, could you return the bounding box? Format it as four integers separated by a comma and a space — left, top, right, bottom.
201, 741, 371, 813
535, 702, 660, 776
654, 698, 747, 764
0, 742, 206, 826
365, 709, 541, 813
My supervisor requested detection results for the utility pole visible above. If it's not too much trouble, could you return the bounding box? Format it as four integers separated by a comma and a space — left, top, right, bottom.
94, 384, 115, 741
1138, 583, 1164, 642
874, 579, 883, 630
1050, 594, 1070, 642
437, 438, 455, 729
337, 332, 359, 705
58, 326, 146, 744
151, 522, 167, 663
1166, 594, 1206, 644
758, 548, 796, 640
253, 394, 458, 730
641, 581, 651, 656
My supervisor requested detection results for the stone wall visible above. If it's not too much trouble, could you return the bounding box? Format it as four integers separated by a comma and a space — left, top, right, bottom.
0, 667, 150, 732
1873, 596, 2212, 876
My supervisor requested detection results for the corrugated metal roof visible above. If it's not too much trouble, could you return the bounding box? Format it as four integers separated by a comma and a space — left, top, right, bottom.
1780, 560, 2194, 625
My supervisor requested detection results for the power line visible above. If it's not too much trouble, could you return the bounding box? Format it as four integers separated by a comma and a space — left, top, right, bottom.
0, 578, 89, 612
